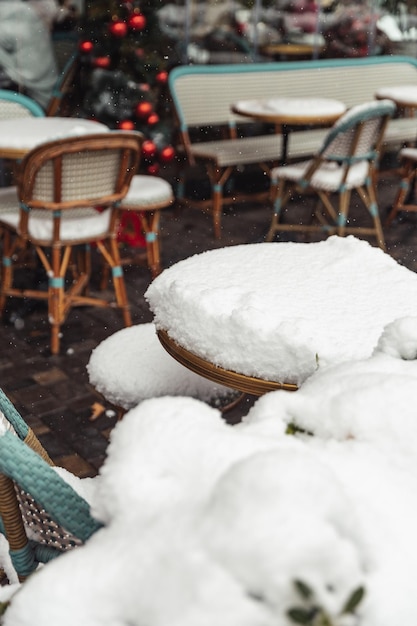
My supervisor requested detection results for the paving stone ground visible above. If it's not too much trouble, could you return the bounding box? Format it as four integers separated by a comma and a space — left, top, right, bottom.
0, 162, 415, 477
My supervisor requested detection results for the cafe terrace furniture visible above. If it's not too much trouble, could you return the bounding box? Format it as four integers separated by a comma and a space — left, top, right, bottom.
169, 56, 417, 239
0, 386, 101, 582
231, 96, 346, 164
267, 100, 396, 250
0, 117, 109, 161
0, 131, 142, 355
87, 323, 236, 419
45, 52, 79, 117
145, 236, 417, 395
375, 84, 417, 118
118, 175, 174, 279
385, 147, 417, 226
0, 90, 44, 119
0, 91, 45, 186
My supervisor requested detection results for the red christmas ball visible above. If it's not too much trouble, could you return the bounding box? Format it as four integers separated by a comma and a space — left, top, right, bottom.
147, 113, 159, 126
155, 71, 168, 85
109, 20, 128, 38
79, 40, 94, 53
147, 163, 160, 175
118, 120, 135, 130
129, 12, 146, 31
135, 101, 153, 119
142, 140, 157, 158
93, 56, 111, 69
159, 145, 175, 163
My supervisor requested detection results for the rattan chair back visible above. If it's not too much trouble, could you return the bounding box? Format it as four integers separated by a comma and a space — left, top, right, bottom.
0, 90, 45, 119
319, 99, 396, 164
0, 388, 101, 581
0, 131, 143, 354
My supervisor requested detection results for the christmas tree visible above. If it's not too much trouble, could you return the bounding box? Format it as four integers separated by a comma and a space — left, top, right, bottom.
79, 1, 177, 177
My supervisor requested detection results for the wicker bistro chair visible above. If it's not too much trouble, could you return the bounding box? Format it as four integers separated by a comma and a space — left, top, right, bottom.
117, 174, 174, 279
0, 131, 143, 355
0, 90, 44, 119
45, 52, 79, 117
385, 147, 417, 226
266, 99, 396, 250
0, 387, 101, 582
0, 90, 45, 187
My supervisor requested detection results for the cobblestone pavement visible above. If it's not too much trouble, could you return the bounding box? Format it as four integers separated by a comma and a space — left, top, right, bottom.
0, 164, 416, 477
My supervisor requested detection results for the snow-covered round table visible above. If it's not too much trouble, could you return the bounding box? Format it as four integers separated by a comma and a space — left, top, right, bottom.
145, 236, 417, 393
231, 96, 346, 163
375, 84, 417, 115
0, 117, 109, 160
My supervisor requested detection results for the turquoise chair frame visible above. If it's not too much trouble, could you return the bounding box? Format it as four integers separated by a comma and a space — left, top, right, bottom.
0, 89, 45, 118
267, 99, 396, 249
0, 387, 102, 581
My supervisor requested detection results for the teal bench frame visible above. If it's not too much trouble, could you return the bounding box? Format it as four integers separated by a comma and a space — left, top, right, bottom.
169, 55, 417, 237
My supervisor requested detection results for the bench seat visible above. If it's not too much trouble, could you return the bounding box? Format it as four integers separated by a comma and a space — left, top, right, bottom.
187, 133, 283, 167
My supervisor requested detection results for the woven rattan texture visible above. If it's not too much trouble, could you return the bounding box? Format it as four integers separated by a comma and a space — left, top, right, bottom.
0, 432, 101, 543
0, 101, 36, 120
33, 150, 121, 202
16, 487, 81, 551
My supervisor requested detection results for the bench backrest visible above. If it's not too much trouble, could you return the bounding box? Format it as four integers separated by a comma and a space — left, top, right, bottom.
169, 56, 417, 131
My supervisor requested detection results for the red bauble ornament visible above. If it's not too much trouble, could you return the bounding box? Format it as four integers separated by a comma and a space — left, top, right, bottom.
109, 20, 128, 38
147, 113, 159, 126
118, 120, 135, 130
79, 40, 94, 53
159, 145, 175, 163
142, 140, 157, 158
129, 12, 146, 31
147, 163, 160, 175
135, 101, 153, 119
93, 56, 111, 69
155, 71, 168, 85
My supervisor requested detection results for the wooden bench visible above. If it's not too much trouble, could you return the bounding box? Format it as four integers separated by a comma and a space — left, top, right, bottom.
169, 55, 417, 237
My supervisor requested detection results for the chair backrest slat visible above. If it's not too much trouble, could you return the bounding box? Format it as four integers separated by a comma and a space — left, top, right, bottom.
18, 132, 142, 212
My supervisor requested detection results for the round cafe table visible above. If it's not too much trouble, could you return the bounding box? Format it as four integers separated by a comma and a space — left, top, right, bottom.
146, 236, 417, 396
375, 85, 417, 116
231, 97, 346, 163
0, 117, 109, 160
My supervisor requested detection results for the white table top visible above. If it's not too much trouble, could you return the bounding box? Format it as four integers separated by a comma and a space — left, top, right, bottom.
0, 117, 109, 157
146, 236, 417, 387
375, 85, 417, 107
232, 97, 346, 125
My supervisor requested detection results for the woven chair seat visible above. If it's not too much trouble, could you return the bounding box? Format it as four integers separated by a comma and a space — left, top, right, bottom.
87, 323, 235, 413
385, 144, 417, 226
398, 147, 417, 162
0, 188, 112, 243
271, 159, 369, 192
120, 175, 174, 210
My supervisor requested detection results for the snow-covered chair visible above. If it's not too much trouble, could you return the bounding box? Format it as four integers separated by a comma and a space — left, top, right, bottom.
0, 387, 100, 582
385, 147, 417, 226
0, 131, 142, 354
117, 174, 174, 279
87, 322, 236, 418
267, 99, 396, 249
